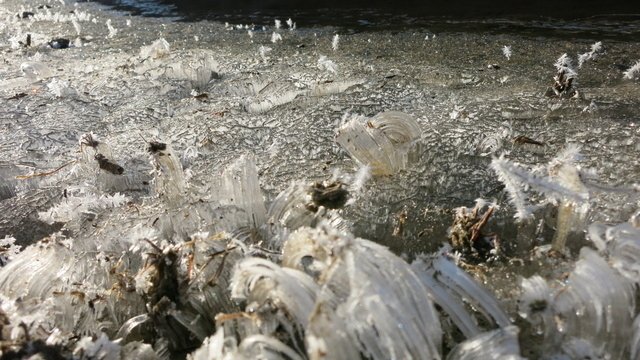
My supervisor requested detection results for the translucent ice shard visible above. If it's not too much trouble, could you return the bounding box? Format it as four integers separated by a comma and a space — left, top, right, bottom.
140, 38, 170, 59
305, 225, 442, 360
446, 326, 524, 360
588, 221, 640, 284
20, 61, 52, 81
517, 275, 553, 325
0, 233, 145, 338
265, 182, 348, 249
551, 248, 635, 359
335, 111, 421, 175
47, 78, 77, 98
189, 327, 302, 360
148, 140, 187, 207
164, 54, 220, 92
38, 191, 128, 224
230, 257, 319, 341
412, 253, 511, 339
633, 314, 640, 360
243, 87, 302, 114
211, 154, 267, 231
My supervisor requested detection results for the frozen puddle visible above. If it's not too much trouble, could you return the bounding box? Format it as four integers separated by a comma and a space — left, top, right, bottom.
1, 0, 640, 358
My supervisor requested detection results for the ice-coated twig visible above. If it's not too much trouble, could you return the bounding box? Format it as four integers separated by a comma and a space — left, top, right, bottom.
551, 54, 578, 97
15, 160, 75, 179
490, 157, 534, 220
491, 155, 588, 221
547, 145, 589, 253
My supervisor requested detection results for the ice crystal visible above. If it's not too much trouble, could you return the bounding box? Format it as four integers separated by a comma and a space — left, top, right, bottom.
140, 38, 170, 59
578, 41, 604, 68
20, 61, 52, 81
551, 53, 578, 97
332, 34, 339, 51
72, 18, 81, 35
491, 151, 588, 221
105, 19, 117, 39
317, 55, 338, 73
47, 78, 76, 98
271, 32, 282, 43
74, 333, 121, 360
623, 60, 640, 80
0, 236, 20, 265
258, 45, 272, 63
447, 326, 524, 360
502, 45, 512, 60
38, 192, 129, 224
286, 18, 295, 30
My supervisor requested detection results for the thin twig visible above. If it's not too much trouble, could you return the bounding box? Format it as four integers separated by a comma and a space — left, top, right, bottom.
15, 160, 76, 179
470, 206, 495, 243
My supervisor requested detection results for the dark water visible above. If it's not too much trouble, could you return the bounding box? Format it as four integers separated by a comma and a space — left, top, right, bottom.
95, 0, 640, 19
94, 0, 640, 40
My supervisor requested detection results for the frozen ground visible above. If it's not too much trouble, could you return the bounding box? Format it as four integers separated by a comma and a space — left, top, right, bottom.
0, 0, 639, 359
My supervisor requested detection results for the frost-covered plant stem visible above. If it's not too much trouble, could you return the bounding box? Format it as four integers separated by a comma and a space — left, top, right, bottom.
551, 203, 574, 253
548, 149, 588, 253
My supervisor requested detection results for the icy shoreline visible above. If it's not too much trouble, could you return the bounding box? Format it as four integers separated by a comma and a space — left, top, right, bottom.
1, 0, 640, 358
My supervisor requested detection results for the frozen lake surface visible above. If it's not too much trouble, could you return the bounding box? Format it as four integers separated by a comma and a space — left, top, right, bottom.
0, 0, 639, 358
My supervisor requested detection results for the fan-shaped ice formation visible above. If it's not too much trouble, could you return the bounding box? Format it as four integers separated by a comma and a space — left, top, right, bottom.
446, 326, 523, 360
336, 111, 422, 175
301, 225, 443, 360
412, 252, 511, 339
